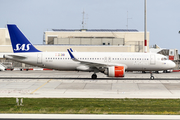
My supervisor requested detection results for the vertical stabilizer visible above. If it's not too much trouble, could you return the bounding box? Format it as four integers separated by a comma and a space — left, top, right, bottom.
7, 24, 41, 53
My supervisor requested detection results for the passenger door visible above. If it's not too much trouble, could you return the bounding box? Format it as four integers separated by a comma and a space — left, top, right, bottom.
37, 54, 42, 64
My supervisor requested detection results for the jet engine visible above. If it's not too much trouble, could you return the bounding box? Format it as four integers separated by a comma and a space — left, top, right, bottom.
104, 66, 125, 77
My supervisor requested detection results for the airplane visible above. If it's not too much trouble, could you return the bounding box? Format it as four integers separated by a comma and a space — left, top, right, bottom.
3, 24, 176, 80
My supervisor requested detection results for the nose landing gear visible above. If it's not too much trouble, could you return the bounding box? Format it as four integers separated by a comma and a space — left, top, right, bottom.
150, 71, 155, 80
91, 73, 97, 79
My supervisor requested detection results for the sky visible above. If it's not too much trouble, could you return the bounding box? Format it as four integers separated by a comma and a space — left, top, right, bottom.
0, 0, 180, 50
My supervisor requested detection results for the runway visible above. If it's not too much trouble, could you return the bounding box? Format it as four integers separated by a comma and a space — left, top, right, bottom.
0, 71, 180, 98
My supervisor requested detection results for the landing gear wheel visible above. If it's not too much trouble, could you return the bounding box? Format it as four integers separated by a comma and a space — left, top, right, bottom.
150, 76, 154, 80
150, 71, 155, 80
91, 74, 97, 79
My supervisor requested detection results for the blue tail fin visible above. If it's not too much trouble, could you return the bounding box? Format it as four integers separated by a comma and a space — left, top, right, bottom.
7, 24, 41, 53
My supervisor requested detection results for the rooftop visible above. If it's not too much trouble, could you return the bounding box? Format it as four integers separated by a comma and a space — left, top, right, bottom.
52, 29, 138, 32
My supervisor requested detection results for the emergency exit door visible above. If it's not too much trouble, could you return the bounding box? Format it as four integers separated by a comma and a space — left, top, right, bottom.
150, 55, 156, 65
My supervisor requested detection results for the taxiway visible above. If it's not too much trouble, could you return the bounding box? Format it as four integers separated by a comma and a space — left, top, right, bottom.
0, 71, 180, 98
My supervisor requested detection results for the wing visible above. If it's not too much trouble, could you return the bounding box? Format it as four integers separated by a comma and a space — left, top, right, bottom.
67, 49, 127, 71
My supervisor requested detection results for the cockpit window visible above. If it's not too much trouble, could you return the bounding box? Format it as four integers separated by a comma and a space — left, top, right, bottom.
161, 57, 167, 60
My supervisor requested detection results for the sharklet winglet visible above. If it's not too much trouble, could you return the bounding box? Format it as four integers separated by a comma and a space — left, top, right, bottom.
70, 48, 73, 52
67, 49, 78, 61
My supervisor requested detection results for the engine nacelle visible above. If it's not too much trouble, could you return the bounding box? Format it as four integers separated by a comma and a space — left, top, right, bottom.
104, 66, 125, 77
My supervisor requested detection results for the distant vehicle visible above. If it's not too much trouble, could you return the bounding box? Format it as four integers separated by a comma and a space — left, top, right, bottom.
2, 62, 13, 70
0, 63, 6, 71
3, 24, 176, 79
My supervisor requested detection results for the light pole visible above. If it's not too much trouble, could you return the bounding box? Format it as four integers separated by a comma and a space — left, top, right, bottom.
144, 0, 147, 53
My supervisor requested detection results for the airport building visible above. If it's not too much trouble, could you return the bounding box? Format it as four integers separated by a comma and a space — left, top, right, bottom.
44, 29, 149, 52
0, 28, 149, 53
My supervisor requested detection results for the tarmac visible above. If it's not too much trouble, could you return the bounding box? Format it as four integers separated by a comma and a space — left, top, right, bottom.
0, 70, 180, 98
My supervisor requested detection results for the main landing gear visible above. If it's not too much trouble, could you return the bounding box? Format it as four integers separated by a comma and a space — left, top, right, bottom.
150, 71, 154, 80
91, 73, 97, 79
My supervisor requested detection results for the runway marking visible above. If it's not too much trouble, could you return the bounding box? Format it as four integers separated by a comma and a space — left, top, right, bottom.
162, 83, 173, 94
83, 83, 87, 89
30, 79, 52, 94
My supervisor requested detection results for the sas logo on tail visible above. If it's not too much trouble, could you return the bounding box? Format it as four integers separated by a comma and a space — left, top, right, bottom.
14, 44, 31, 51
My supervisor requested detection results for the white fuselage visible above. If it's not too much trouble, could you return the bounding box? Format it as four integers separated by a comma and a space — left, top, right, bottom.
5, 52, 176, 72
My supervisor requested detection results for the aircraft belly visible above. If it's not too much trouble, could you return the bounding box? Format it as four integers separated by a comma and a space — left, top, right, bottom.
45, 62, 78, 70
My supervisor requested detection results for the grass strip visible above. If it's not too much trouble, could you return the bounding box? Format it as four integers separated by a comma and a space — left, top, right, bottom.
0, 98, 180, 114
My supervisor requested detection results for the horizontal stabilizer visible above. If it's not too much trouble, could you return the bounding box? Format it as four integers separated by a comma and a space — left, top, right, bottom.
4, 54, 26, 60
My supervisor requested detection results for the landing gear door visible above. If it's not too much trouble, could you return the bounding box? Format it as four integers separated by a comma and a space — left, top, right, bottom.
150, 55, 156, 65
37, 54, 42, 64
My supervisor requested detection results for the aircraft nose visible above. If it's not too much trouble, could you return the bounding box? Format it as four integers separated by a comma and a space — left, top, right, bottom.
170, 61, 176, 68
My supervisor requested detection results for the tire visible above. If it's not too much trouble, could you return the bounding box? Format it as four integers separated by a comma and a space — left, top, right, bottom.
150, 76, 154, 80
91, 74, 97, 79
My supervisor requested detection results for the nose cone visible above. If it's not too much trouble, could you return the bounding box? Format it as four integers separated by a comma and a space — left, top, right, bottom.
170, 61, 176, 68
